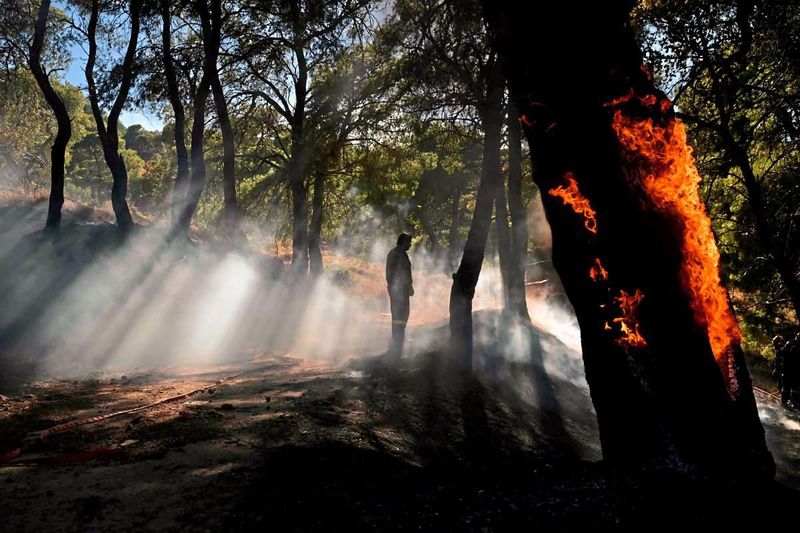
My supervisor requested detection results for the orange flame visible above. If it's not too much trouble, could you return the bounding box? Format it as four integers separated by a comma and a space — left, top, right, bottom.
590, 258, 608, 282
548, 173, 598, 234
608, 89, 740, 393
611, 289, 647, 348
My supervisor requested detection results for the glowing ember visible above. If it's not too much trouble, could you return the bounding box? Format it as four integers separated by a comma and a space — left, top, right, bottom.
548, 172, 598, 234
608, 88, 741, 393
590, 258, 608, 282
610, 289, 647, 348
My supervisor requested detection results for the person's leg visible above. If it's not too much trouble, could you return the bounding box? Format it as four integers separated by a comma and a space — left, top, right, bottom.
388, 291, 409, 356
394, 295, 410, 355
389, 292, 402, 355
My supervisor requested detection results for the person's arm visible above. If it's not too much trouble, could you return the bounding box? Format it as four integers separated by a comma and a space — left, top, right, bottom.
406, 253, 414, 296
386, 249, 396, 287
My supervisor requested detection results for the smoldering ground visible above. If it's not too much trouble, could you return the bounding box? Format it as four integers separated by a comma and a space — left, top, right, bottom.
0, 194, 603, 453
2, 196, 799, 490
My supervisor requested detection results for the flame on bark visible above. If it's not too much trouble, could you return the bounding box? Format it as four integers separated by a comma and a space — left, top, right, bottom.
607, 88, 741, 393
548, 173, 598, 234
608, 289, 647, 348
590, 258, 609, 282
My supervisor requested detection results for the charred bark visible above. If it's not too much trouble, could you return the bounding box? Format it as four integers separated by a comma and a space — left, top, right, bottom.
449, 59, 504, 368
482, 1, 773, 477
28, 0, 71, 230
506, 100, 531, 320
160, 0, 190, 227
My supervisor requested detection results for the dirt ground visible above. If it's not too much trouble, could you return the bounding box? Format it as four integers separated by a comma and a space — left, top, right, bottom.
1, 197, 799, 531
2, 335, 800, 532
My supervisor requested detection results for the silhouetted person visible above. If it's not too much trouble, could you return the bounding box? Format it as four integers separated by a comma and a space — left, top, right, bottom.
386, 233, 413, 356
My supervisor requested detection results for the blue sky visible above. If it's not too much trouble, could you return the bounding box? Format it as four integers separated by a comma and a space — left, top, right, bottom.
63, 41, 165, 132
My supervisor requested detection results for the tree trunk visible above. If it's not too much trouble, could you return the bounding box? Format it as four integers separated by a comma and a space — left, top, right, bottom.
494, 172, 512, 308
205, 0, 239, 234
180, 76, 211, 231
449, 59, 504, 368
309, 171, 324, 275
724, 133, 800, 325
506, 100, 531, 320
85, 0, 139, 230
289, 42, 309, 274
482, 1, 773, 476
447, 191, 463, 271
160, 0, 190, 227
28, 0, 71, 230
289, 136, 309, 273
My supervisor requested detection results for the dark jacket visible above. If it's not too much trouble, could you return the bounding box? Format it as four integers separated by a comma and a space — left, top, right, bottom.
386, 247, 413, 295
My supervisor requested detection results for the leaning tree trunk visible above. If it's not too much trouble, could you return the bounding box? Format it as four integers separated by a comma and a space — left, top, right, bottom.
449, 59, 505, 368
506, 100, 531, 320
28, 0, 71, 230
482, 1, 773, 477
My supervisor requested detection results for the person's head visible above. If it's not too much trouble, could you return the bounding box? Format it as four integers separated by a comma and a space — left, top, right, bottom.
773, 335, 785, 348
396, 233, 412, 251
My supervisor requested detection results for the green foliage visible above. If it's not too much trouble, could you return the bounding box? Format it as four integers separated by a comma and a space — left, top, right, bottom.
636, 0, 800, 355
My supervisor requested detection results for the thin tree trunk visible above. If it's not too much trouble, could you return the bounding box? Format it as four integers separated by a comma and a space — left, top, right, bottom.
180, 75, 211, 231
506, 100, 531, 320
28, 0, 71, 230
494, 171, 512, 308
483, 0, 772, 476
204, 0, 239, 233
160, 0, 190, 227
85, 0, 139, 230
448, 191, 463, 271
211, 73, 239, 229
309, 171, 324, 275
727, 139, 800, 323
449, 59, 504, 368
289, 41, 309, 274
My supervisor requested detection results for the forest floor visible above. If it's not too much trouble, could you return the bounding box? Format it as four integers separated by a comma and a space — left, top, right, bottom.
1, 327, 800, 532
1, 192, 800, 531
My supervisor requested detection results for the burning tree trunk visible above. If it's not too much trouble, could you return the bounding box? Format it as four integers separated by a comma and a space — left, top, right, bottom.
28, 0, 70, 230
449, 58, 504, 367
506, 100, 530, 320
481, 2, 773, 476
